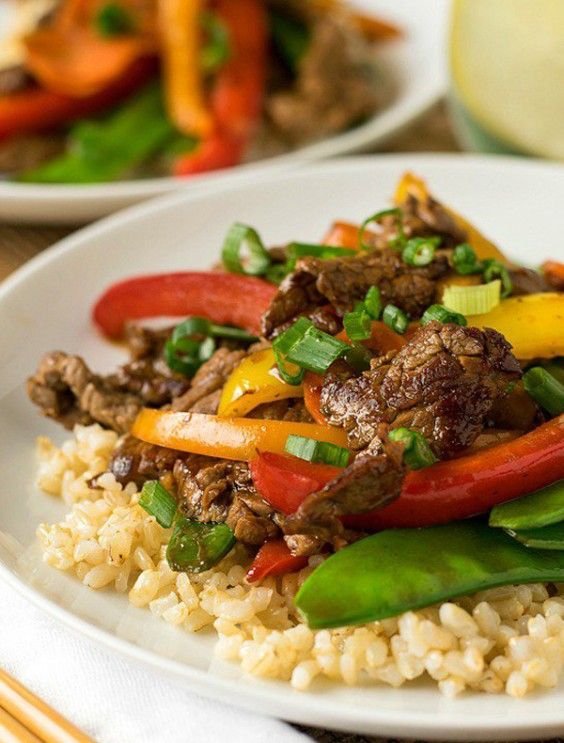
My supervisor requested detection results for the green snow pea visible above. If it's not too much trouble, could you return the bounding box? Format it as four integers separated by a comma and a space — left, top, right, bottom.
506, 521, 564, 550
295, 521, 564, 629
489, 479, 564, 530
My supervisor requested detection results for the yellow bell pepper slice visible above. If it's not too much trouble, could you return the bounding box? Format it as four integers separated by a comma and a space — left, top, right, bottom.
132, 409, 349, 461
394, 172, 510, 264
218, 348, 303, 417
469, 293, 564, 359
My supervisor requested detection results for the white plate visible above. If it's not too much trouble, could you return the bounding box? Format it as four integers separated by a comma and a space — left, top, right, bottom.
0, 0, 448, 224
2, 154, 564, 741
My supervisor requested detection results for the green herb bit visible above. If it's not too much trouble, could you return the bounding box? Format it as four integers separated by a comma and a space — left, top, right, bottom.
402, 237, 440, 267
382, 304, 409, 335
285, 434, 350, 468
452, 243, 483, 275
388, 428, 437, 470
343, 309, 372, 341
95, 2, 134, 36
482, 259, 512, 297
364, 285, 382, 320
222, 222, 272, 276
139, 481, 177, 528
166, 517, 236, 573
523, 367, 564, 416
421, 304, 467, 327
358, 208, 403, 251
489, 480, 564, 530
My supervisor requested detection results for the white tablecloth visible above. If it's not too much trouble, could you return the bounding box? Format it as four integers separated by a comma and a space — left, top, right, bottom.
0, 579, 311, 743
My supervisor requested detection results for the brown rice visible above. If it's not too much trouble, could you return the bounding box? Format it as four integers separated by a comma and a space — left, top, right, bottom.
36, 425, 564, 698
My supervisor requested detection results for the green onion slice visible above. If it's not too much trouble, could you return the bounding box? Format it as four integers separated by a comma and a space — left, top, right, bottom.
272, 316, 313, 355
287, 243, 353, 268
421, 304, 467, 327
364, 285, 382, 320
343, 310, 372, 341
95, 2, 134, 36
389, 428, 437, 470
402, 237, 440, 267
452, 243, 483, 275
358, 208, 403, 251
523, 367, 564, 416
286, 326, 349, 374
285, 434, 350, 468
382, 304, 409, 335
343, 343, 372, 372
222, 222, 272, 276
166, 516, 235, 573
272, 346, 305, 386
482, 259, 512, 298
442, 280, 501, 316
139, 481, 177, 528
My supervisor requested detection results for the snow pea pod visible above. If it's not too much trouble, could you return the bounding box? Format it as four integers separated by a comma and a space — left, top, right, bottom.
295, 521, 564, 629
489, 479, 564, 530
506, 521, 564, 550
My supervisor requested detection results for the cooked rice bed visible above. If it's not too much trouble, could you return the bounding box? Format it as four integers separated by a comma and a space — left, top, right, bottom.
36, 425, 564, 698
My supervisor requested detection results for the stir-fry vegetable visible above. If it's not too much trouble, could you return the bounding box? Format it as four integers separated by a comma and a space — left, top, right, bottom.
469, 293, 564, 359
139, 480, 177, 528
92, 271, 276, 338
246, 539, 308, 582
285, 434, 350, 468
166, 516, 235, 572
523, 367, 564, 417
421, 304, 467, 326
388, 428, 437, 470
442, 280, 501, 315
21, 83, 178, 183
506, 522, 564, 551
218, 348, 303, 417
295, 521, 564, 629
543, 260, 564, 290
132, 409, 349, 461
489, 480, 564, 530
382, 304, 409, 334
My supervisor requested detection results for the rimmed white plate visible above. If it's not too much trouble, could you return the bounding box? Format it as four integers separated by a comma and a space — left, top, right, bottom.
0, 0, 448, 224
1, 154, 564, 740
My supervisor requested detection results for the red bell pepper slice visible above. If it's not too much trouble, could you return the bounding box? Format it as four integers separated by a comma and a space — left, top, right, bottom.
0, 57, 156, 140
246, 539, 308, 582
251, 415, 564, 529
174, 0, 267, 176
92, 271, 276, 339
249, 452, 341, 515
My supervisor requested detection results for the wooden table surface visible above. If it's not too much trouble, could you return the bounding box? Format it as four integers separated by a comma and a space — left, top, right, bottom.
5, 104, 553, 743
0, 101, 459, 282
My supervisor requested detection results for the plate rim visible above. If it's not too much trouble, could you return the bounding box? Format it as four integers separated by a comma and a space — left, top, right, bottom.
2, 153, 564, 740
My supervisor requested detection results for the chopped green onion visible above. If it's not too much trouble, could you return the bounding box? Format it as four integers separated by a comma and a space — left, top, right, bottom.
389, 428, 437, 470
523, 367, 564, 416
364, 285, 382, 320
287, 243, 353, 268
358, 208, 403, 251
272, 316, 313, 355
272, 346, 305, 385
285, 434, 350, 467
264, 263, 289, 285
222, 223, 272, 276
201, 11, 230, 72
95, 2, 134, 36
166, 516, 235, 573
286, 326, 349, 374
269, 9, 309, 71
452, 243, 483, 275
139, 481, 177, 528
482, 259, 512, 297
402, 237, 440, 267
382, 304, 409, 335
172, 317, 212, 341
343, 343, 371, 372
343, 310, 372, 341
442, 280, 501, 316
539, 358, 564, 386
421, 304, 467, 327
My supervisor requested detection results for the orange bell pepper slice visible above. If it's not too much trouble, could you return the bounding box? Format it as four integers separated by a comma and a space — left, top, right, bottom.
132, 409, 349, 462
394, 172, 510, 264
158, 0, 213, 138
542, 260, 564, 291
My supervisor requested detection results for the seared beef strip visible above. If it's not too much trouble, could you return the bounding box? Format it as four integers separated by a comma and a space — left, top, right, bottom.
108, 435, 186, 487
321, 321, 521, 458
284, 431, 405, 544
170, 347, 247, 413
262, 249, 450, 337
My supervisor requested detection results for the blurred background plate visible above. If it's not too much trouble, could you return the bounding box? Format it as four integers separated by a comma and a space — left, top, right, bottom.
0, 0, 449, 224
1, 154, 564, 740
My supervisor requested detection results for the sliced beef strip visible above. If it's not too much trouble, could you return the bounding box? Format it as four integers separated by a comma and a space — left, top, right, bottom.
262, 249, 450, 337
284, 432, 405, 544
509, 267, 551, 296
27, 352, 144, 434
170, 347, 247, 413
321, 321, 522, 459
108, 435, 186, 487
